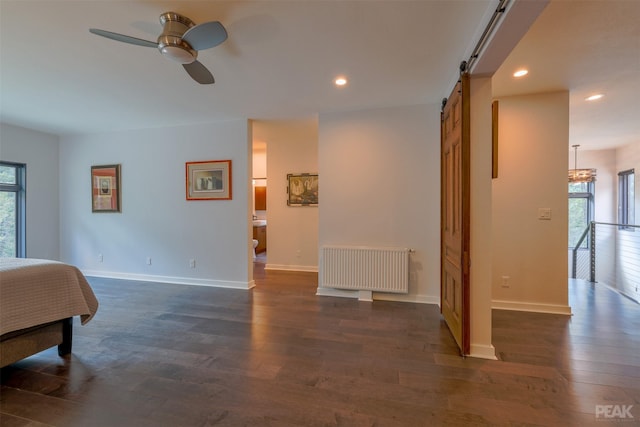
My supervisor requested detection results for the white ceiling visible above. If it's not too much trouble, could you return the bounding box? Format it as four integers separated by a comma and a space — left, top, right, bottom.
492, 0, 640, 151
1, 1, 638, 152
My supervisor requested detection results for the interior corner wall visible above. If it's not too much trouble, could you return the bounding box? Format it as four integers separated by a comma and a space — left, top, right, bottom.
58, 120, 253, 288
318, 104, 440, 303
492, 91, 570, 314
252, 119, 319, 271
0, 123, 60, 260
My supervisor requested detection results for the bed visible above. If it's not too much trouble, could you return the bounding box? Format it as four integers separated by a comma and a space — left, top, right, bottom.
0, 258, 99, 367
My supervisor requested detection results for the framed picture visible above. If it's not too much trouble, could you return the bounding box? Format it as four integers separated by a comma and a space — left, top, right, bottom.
186, 160, 232, 201
91, 164, 121, 213
287, 173, 318, 206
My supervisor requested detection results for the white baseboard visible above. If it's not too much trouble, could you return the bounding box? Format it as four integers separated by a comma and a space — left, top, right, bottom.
82, 270, 255, 290
315, 287, 438, 305
598, 282, 640, 304
264, 264, 318, 273
492, 299, 572, 315
469, 343, 498, 360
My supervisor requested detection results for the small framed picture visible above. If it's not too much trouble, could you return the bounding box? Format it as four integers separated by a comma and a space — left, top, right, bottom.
91, 164, 121, 212
287, 173, 318, 206
186, 160, 232, 201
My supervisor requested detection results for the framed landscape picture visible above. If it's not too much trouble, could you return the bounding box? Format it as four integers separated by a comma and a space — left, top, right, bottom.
287, 173, 318, 206
186, 160, 232, 201
91, 164, 121, 213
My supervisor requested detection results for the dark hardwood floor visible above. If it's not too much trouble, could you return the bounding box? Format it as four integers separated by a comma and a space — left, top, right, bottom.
1, 266, 639, 426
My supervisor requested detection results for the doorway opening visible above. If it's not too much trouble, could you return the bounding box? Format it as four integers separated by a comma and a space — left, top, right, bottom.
253, 140, 267, 264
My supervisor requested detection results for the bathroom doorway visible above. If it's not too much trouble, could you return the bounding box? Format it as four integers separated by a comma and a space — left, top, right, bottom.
253, 139, 267, 264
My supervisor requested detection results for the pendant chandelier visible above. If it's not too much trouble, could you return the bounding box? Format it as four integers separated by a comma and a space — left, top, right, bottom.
568, 144, 596, 183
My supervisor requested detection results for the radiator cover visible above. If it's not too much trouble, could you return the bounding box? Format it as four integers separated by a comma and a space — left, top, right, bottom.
320, 246, 410, 293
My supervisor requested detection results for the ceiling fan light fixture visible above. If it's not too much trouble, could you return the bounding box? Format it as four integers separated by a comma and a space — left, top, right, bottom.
157, 35, 197, 64
89, 11, 226, 84
160, 45, 196, 64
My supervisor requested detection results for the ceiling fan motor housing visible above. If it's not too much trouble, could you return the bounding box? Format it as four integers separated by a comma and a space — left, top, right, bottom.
157, 12, 197, 64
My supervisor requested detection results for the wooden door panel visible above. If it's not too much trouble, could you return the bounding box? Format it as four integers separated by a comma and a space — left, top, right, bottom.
441, 74, 470, 355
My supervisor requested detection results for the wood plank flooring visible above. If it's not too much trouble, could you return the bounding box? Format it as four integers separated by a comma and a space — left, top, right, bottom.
1, 267, 639, 426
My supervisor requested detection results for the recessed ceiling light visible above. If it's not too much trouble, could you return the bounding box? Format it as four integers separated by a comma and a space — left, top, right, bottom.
513, 69, 528, 78
334, 76, 347, 87
585, 94, 604, 101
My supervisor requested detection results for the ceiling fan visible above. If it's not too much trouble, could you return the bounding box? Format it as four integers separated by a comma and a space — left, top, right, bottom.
90, 12, 227, 84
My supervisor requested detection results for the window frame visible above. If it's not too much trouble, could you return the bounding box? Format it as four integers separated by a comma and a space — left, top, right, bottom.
618, 169, 635, 230
0, 161, 26, 257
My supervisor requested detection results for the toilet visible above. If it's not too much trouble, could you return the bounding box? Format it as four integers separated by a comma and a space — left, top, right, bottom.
252, 239, 259, 259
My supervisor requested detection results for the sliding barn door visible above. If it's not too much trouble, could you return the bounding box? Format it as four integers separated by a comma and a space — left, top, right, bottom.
440, 73, 470, 355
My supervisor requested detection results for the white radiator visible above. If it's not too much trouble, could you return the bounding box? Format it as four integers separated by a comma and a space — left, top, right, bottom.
320, 246, 410, 293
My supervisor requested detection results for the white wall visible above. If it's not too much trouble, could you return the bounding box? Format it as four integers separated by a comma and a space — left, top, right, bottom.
58, 120, 253, 288
469, 76, 495, 359
318, 104, 440, 303
0, 123, 60, 260
492, 91, 570, 314
253, 119, 319, 271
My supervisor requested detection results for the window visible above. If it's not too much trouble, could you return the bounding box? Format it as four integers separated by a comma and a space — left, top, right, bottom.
569, 181, 594, 249
0, 162, 26, 257
618, 169, 635, 229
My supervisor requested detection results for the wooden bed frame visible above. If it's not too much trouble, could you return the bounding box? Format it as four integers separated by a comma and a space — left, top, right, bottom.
0, 318, 72, 368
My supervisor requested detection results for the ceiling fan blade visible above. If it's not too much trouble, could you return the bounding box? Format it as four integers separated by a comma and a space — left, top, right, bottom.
183, 61, 215, 84
182, 21, 227, 50
89, 28, 157, 48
